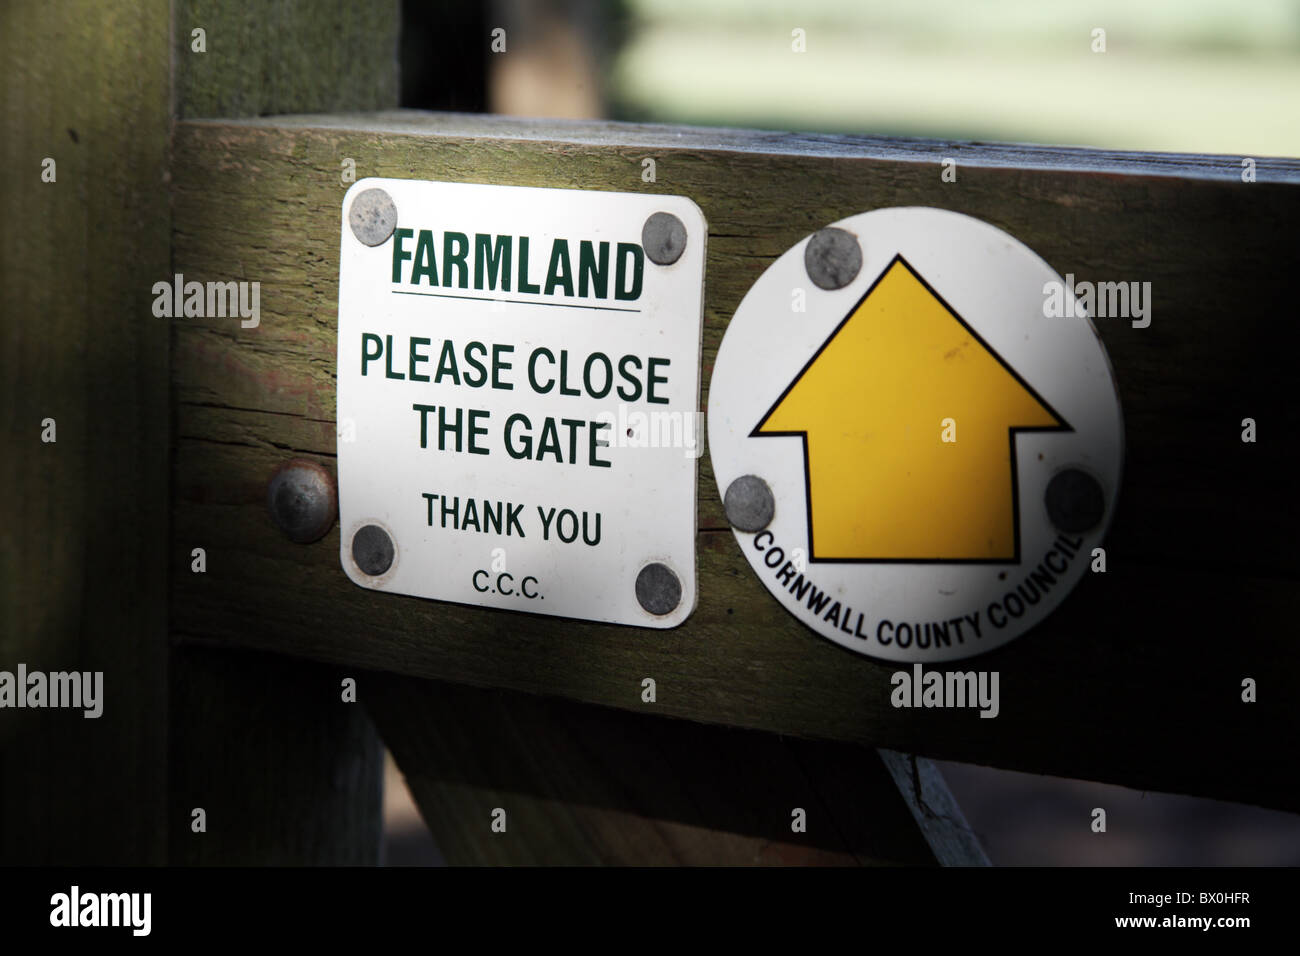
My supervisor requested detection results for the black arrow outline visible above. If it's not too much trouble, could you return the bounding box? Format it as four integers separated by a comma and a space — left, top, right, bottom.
751, 253, 1073, 564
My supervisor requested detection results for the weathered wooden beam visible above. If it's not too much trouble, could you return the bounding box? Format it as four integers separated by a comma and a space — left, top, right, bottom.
0, 0, 171, 865
366, 674, 941, 865
175, 0, 400, 119
171, 111, 1300, 812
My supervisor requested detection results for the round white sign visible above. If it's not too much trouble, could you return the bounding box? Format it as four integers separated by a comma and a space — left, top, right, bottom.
708, 208, 1123, 662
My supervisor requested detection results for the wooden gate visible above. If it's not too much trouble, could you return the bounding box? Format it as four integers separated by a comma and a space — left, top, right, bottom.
3, 0, 1297, 866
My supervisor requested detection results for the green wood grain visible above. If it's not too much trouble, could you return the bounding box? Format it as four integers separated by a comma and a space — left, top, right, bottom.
170, 112, 1300, 812
0, 0, 171, 864
176, 0, 400, 119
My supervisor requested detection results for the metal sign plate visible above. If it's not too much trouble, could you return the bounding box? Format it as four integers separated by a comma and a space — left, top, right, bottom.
708, 207, 1124, 661
337, 178, 706, 627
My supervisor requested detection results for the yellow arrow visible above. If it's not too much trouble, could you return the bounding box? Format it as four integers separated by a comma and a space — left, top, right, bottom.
754, 255, 1069, 562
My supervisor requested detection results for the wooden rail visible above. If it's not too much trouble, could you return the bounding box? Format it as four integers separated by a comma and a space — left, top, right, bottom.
170, 111, 1300, 813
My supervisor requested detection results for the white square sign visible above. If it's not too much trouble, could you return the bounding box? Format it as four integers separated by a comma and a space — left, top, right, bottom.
336, 178, 705, 627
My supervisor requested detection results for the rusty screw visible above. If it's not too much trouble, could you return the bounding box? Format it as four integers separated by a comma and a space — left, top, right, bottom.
348, 187, 398, 246
642, 211, 687, 266
352, 524, 395, 576
636, 562, 682, 616
267, 459, 337, 544
805, 226, 862, 290
1044, 468, 1105, 534
723, 474, 775, 533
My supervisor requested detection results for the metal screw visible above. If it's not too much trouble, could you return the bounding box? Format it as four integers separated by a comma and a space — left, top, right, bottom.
348, 187, 398, 246
804, 226, 862, 290
352, 524, 395, 576
723, 475, 775, 533
266, 459, 337, 544
636, 562, 682, 616
1044, 468, 1105, 534
641, 211, 687, 266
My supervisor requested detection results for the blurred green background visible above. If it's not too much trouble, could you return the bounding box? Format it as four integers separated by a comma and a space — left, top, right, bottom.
609, 0, 1300, 156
